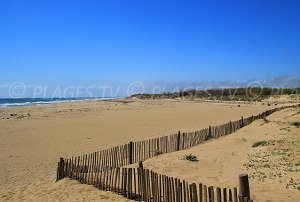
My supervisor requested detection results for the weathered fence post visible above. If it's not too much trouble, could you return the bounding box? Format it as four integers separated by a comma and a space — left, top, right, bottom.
234, 187, 238, 202
206, 126, 212, 140
56, 157, 65, 182
176, 131, 181, 151
129, 141, 134, 164
208, 186, 215, 202
56, 161, 60, 182
223, 188, 227, 202
239, 174, 250, 201
216, 187, 222, 202
241, 116, 244, 127
190, 183, 198, 202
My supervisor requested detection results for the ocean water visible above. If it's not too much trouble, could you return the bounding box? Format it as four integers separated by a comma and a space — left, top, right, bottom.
0, 97, 112, 107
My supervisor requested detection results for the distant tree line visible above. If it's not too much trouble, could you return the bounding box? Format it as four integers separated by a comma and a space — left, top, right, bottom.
131, 87, 300, 101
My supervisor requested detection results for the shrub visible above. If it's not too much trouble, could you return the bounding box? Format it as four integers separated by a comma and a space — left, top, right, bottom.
184, 154, 199, 162
252, 141, 268, 148
291, 122, 300, 127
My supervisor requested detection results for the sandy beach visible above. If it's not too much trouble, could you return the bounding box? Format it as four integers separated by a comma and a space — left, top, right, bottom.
0, 99, 298, 201
2, 0, 300, 201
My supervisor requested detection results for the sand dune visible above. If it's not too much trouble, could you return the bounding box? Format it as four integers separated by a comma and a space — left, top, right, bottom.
132, 107, 300, 202
0, 99, 295, 201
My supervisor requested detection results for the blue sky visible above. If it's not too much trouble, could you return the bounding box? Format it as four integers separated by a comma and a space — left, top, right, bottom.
0, 0, 300, 87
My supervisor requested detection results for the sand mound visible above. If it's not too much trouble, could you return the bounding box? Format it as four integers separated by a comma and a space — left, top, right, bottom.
133, 108, 300, 201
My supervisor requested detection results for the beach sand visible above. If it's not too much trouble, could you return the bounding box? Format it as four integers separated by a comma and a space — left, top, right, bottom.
0, 98, 296, 201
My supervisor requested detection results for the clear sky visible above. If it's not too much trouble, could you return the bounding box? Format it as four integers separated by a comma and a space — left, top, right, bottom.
0, 0, 300, 86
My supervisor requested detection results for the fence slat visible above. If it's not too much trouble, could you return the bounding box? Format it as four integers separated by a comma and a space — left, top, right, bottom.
216, 187, 221, 202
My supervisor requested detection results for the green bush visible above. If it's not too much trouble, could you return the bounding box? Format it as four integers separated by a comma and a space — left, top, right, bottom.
291, 122, 300, 127
252, 141, 268, 148
184, 154, 199, 162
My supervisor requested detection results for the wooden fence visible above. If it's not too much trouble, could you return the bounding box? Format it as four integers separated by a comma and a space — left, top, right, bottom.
56, 104, 299, 202
57, 163, 252, 202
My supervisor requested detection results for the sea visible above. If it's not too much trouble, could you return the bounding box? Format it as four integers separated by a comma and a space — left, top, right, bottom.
0, 97, 114, 108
